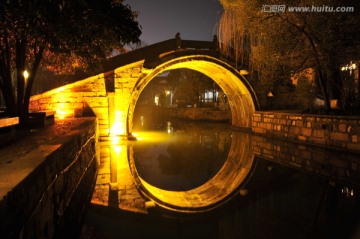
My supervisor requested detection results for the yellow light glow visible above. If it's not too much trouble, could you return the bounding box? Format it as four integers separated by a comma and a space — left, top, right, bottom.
239, 69, 249, 75
131, 133, 143, 140
110, 136, 120, 145
114, 145, 122, 154
55, 103, 73, 119
110, 122, 125, 136
110, 110, 127, 136
127, 131, 172, 144
23, 70, 29, 80
267, 91, 274, 97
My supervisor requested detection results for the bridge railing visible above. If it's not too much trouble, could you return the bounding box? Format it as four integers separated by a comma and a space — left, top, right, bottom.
104, 34, 226, 72
180, 39, 217, 50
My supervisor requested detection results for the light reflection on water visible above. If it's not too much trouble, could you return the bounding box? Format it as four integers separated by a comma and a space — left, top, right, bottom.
84, 117, 360, 239
132, 122, 232, 191
130, 117, 360, 236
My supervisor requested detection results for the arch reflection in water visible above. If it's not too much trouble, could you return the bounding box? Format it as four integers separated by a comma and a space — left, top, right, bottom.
128, 122, 256, 213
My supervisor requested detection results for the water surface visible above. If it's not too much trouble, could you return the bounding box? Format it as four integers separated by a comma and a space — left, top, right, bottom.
84, 119, 360, 239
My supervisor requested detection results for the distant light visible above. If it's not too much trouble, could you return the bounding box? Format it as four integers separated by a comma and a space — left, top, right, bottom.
239, 188, 248, 196
239, 69, 249, 75
23, 70, 29, 80
267, 91, 274, 97
341, 62, 357, 71
341, 186, 355, 197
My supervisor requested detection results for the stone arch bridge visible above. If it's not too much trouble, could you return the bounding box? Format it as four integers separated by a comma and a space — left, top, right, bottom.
29, 36, 260, 213
30, 36, 259, 140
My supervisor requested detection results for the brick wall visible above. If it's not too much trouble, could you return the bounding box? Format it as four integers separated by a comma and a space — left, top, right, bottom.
0, 118, 99, 238
252, 111, 360, 153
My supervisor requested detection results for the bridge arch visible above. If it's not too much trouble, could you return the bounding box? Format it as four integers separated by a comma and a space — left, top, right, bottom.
128, 54, 259, 135
129, 129, 256, 213
29, 38, 259, 139
28, 38, 260, 212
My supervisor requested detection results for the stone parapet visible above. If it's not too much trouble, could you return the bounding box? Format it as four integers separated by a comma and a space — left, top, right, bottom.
0, 118, 99, 239
161, 107, 230, 122
252, 111, 360, 153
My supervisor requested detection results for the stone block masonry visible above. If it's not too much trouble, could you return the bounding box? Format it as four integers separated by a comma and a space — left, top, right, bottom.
252, 112, 360, 153
0, 118, 99, 239
29, 62, 145, 141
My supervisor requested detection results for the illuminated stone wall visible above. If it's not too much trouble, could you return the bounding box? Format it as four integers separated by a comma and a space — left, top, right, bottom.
28, 38, 263, 141
110, 62, 144, 137
30, 74, 110, 137
252, 112, 360, 152
30, 55, 259, 140
29, 62, 145, 140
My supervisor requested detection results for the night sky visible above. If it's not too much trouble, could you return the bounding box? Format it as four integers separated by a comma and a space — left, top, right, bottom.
124, 0, 223, 45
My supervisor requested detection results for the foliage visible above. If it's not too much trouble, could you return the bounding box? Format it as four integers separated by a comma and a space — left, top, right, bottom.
169, 69, 217, 106
217, 0, 360, 111
0, 0, 141, 116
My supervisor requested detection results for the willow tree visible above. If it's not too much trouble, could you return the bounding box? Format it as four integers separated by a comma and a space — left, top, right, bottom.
0, 0, 141, 118
217, 0, 360, 111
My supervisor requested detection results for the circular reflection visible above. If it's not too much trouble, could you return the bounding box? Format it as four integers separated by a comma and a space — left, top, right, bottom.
132, 122, 231, 191
128, 122, 255, 213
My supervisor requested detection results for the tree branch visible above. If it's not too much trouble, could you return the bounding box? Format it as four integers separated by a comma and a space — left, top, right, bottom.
276, 14, 330, 110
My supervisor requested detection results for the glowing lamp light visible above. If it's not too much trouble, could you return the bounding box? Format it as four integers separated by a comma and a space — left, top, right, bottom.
341, 62, 357, 71
114, 145, 122, 154
110, 136, 120, 146
56, 103, 73, 119
267, 91, 274, 97
23, 70, 29, 81
131, 132, 143, 141
56, 111, 66, 120
239, 69, 249, 75
110, 122, 125, 136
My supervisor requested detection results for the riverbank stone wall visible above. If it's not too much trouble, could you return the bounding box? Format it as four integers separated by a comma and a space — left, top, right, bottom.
252, 111, 360, 153
0, 118, 99, 239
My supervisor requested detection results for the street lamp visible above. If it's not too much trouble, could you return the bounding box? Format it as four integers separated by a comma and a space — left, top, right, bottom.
23, 70, 29, 84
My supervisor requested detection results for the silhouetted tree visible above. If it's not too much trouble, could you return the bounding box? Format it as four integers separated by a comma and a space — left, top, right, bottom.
217, 0, 360, 111
0, 0, 141, 117
171, 69, 216, 106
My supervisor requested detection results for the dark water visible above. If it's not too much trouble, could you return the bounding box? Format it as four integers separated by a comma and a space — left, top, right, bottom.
83, 115, 360, 239
132, 120, 232, 191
